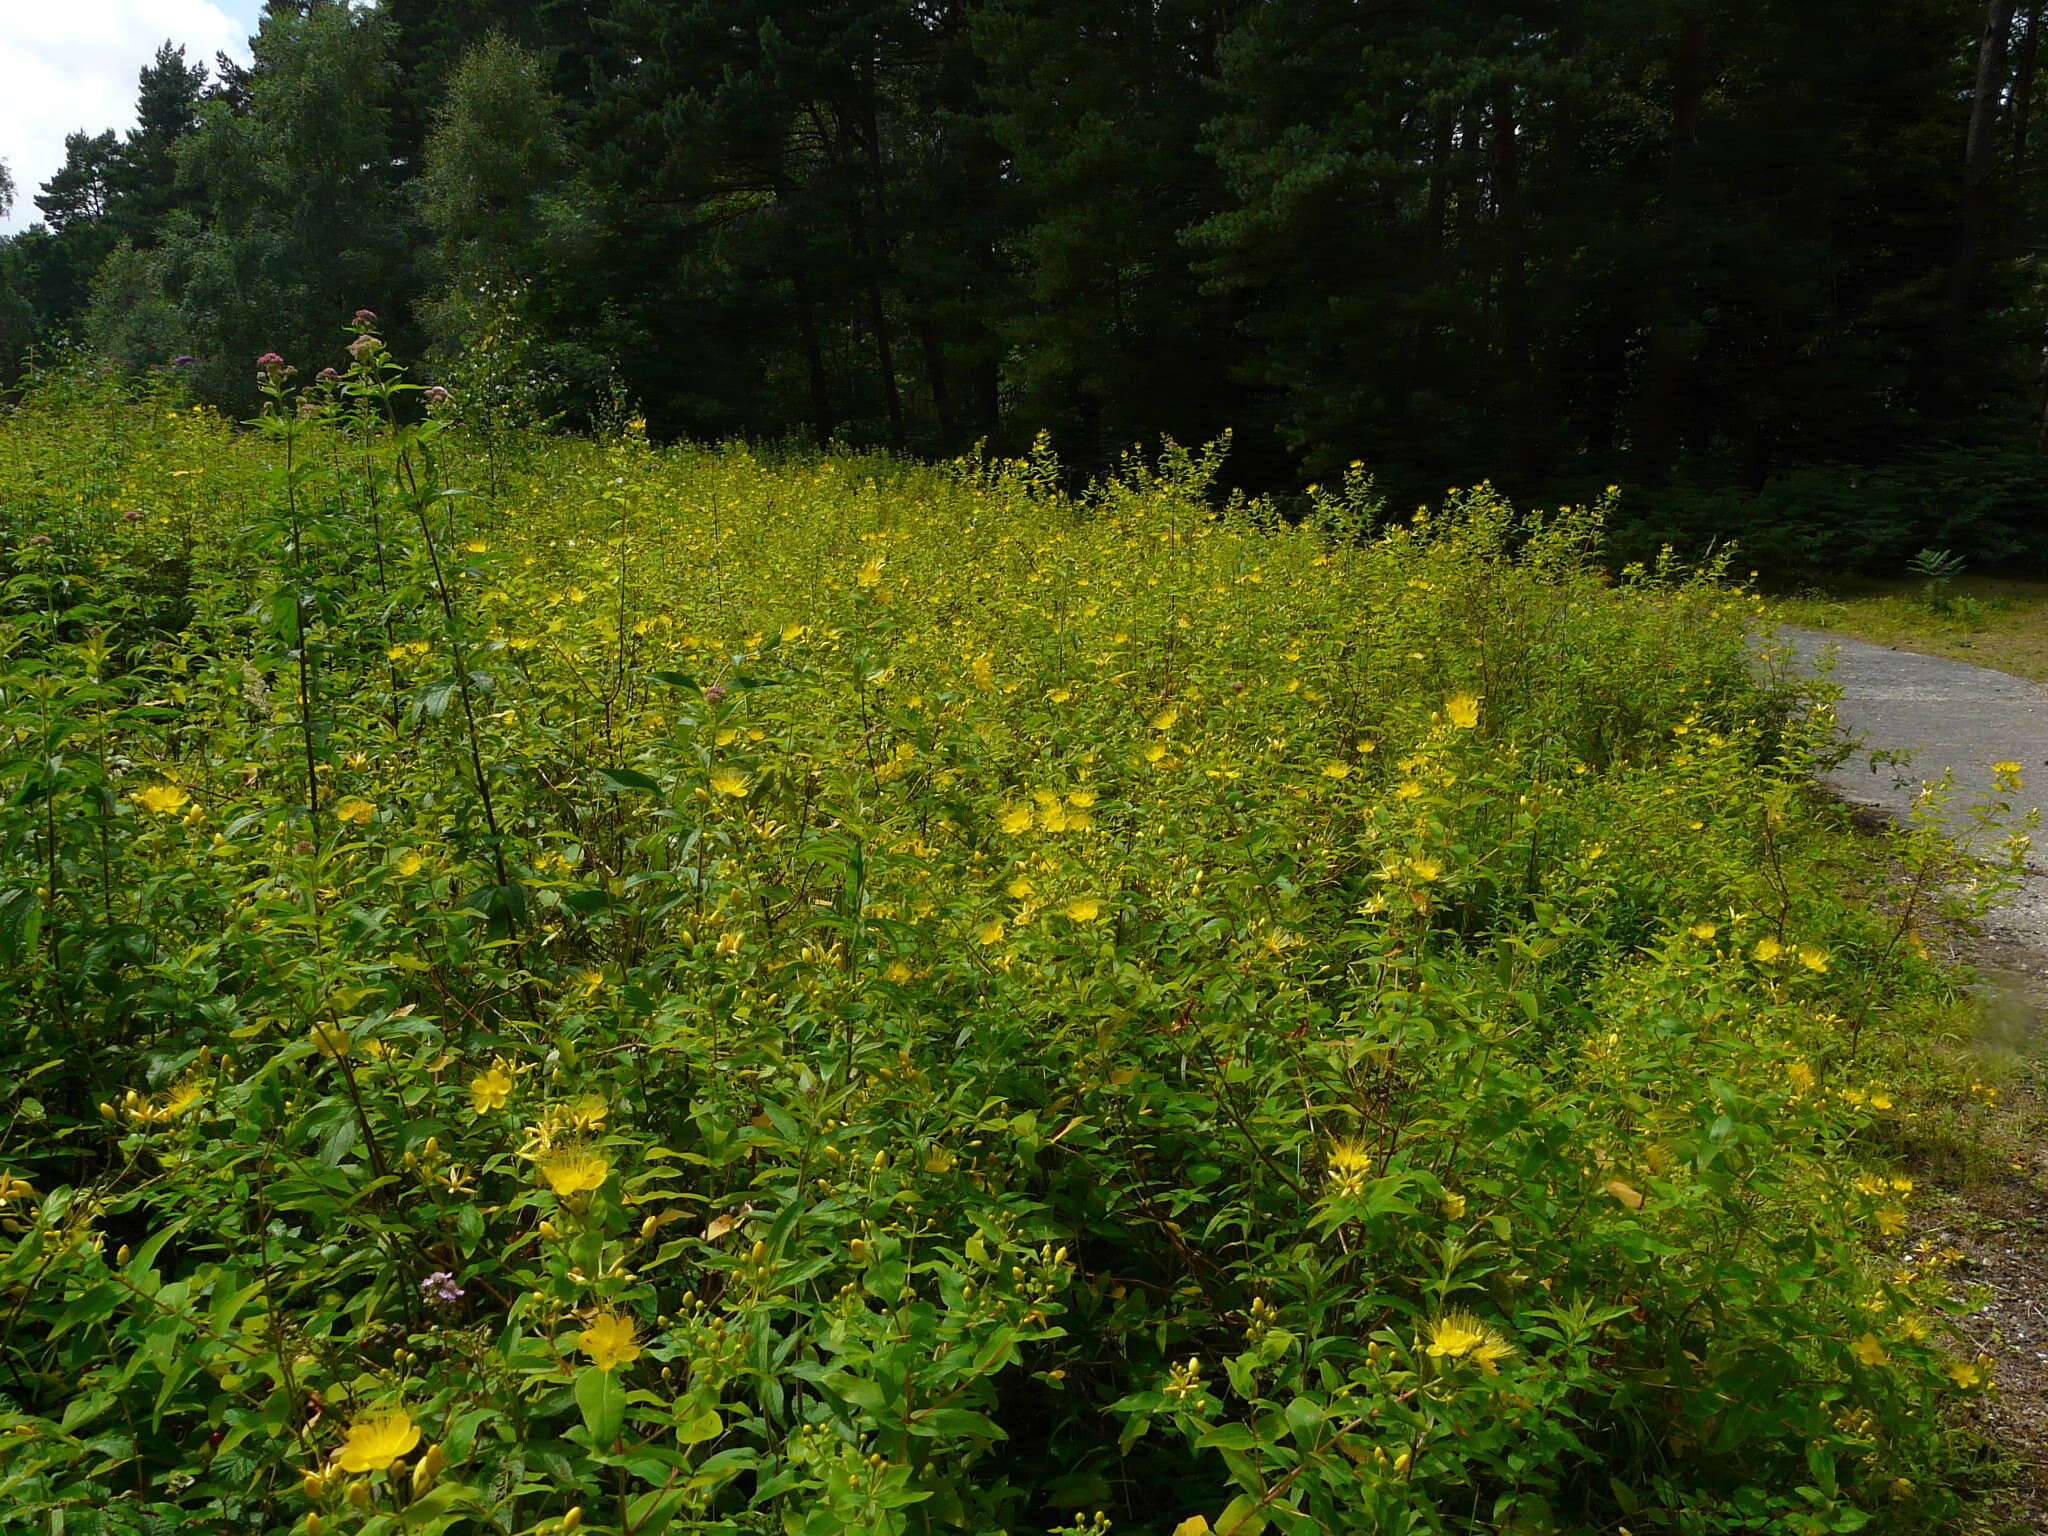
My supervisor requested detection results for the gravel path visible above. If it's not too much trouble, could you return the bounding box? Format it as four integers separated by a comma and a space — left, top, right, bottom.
1769, 625, 2048, 1526
1770, 625, 2048, 975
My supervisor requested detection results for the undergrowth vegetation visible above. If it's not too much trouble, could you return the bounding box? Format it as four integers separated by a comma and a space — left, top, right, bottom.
0, 334, 2021, 1535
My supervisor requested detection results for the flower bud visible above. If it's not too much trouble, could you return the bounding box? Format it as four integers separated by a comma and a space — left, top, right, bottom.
301, 1470, 324, 1500
561, 1509, 583, 1532
410, 1443, 445, 1499
347, 1479, 371, 1510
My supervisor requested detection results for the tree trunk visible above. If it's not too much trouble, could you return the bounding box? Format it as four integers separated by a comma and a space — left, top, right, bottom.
1943, 0, 2016, 365
973, 356, 1001, 442
2012, 3, 2042, 161
1492, 85, 1538, 483
915, 319, 953, 446
1633, 14, 1710, 482
791, 267, 834, 444
854, 79, 907, 450
1426, 106, 1455, 243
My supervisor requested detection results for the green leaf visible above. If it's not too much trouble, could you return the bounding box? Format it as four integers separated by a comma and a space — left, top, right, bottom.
596, 766, 663, 794
577, 1367, 626, 1447
1216, 1495, 1269, 1536
676, 1402, 724, 1446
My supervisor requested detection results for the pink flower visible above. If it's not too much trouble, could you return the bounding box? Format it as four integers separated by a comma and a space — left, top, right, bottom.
352, 309, 378, 328
347, 334, 381, 362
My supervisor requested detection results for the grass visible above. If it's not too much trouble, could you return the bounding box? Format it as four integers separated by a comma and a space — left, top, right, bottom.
1775, 578, 2048, 681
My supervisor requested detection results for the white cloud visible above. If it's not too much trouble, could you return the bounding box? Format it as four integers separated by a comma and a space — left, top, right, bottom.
0, 0, 256, 236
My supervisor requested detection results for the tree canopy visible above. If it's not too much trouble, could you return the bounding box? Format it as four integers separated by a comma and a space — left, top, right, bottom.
5, 0, 2046, 569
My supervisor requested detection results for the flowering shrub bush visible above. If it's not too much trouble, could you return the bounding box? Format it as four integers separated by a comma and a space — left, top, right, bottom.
0, 338, 2009, 1534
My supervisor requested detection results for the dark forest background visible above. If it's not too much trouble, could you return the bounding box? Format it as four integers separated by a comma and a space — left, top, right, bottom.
2, 0, 2046, 573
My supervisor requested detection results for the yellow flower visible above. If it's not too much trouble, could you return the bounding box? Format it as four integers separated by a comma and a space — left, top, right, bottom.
1851, 1333, 1890, 1368
1441, 1191, 1467, 1219
135, 783, 190, 815
1151, 705, 1179, 731
160, 1080, 204, 1120
999, 804, 1034, 835
970, 652, 995, 690
708, 768, 750, 798
1047, 686, 1073, 703
394, 849, 424, 877
578, 1309, 642, 1372
539, 1148, 611, 1198
308, 1021, 353, 1059
855, 556, 885, 588
1407, 855, 1442, 883
335, 1409, 421, 1473
1786, 1061, 1816, 1095
1992, 760, 2022, 775
1064, 896, 1101, 923
1688, 921, 1718, 941
1328, 1140, 1373, 1174
1752, 936, 1783, 964
1946, 1354, 1994, 1390
469, 1067, 513, 1116
1321, 760, 1352, 779
1797, 945, 1829, 972
334, 798, 375, 827
884, 959, 914, 983
1067, 788, 1097, 808
1325, 1138, 1373, 1198
1445, 694, 1480, 730
976, 918, 1006, 947
1425, 1312, 1516, 1372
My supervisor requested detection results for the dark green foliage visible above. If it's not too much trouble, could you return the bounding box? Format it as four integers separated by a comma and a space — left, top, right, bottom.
3, 0, 2048, 571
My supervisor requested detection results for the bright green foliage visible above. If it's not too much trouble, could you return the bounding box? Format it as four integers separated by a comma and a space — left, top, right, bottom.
0, 339, 2012, 1534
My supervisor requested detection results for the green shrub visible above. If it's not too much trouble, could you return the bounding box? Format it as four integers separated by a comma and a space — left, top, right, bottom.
0, 342, 2007, 1535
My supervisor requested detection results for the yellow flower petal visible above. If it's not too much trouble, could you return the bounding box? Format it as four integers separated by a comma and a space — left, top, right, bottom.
578, 1309, 643, 1372
335, 1409, 420, 1473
